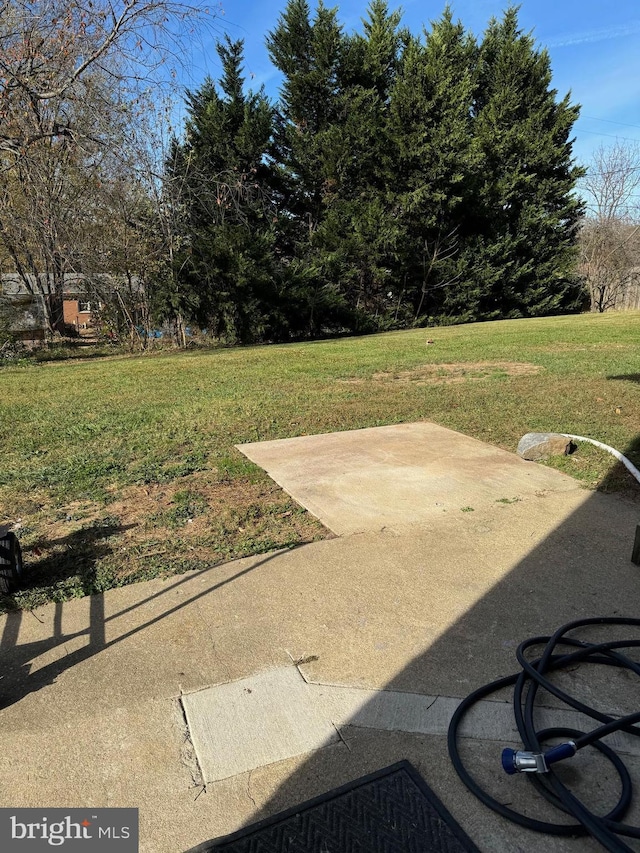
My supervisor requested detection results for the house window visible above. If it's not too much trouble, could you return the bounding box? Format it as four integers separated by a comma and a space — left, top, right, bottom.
78, 300, 92, 312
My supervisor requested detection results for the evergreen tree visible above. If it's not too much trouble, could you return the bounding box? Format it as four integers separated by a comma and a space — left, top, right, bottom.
171, 36, 281, 342
468, 7, 584, 319
390, 8, 478, 323
267, 0, 355, 335
267, 0, 345, 227
314, 0, 408, 329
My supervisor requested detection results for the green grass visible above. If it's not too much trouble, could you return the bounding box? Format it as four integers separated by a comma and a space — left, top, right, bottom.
147, 489, 209, 529
1, 311, 639, 610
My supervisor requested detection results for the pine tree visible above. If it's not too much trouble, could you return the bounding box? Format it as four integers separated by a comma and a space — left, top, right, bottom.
266, 0, 354, 335
267, 0, 345, 228
390, 8, 478, 323
171, 36, 280, 343
468, 7, 584, 319
313, 0, 408, 329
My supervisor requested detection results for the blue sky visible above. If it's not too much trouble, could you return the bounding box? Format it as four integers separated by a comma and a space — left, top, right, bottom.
185, 0, 640, 169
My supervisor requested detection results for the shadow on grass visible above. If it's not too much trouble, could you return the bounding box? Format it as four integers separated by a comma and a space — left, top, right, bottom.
597, 434, 640, 495
15, 521, 137, 600
1, 431, 639, 849
607, 374, 640, 384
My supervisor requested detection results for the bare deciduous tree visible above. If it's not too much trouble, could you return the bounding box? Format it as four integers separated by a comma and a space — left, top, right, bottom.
579, 142, 640, 312
0, 0, 216, 155
0, 0, 217, 335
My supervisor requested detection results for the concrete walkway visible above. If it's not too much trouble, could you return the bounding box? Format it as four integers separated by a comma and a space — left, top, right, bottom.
1, 423, 639, 852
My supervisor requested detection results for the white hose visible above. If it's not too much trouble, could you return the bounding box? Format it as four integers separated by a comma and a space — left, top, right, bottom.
560, 434, 640, 486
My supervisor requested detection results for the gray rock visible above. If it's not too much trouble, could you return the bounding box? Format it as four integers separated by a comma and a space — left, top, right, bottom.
517, 432, 573, 461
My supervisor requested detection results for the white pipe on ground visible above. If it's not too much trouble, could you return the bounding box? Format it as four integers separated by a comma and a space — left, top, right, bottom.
560, 434, 640, 486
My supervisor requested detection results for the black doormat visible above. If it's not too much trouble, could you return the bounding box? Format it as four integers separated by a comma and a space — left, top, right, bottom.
187, 761, 480, 853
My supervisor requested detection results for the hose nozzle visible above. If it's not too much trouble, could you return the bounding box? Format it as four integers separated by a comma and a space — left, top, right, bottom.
502, 741, 577, 775
502, 749, 548, 774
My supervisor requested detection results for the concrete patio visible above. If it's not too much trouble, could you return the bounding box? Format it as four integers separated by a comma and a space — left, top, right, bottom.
1, 422, 639, 852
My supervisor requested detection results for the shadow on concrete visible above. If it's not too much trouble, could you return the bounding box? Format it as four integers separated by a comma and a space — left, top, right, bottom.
0, 521, 132, 696
188, 437, 640, 851
2, 432, 639, 850
0, 548, 289, 711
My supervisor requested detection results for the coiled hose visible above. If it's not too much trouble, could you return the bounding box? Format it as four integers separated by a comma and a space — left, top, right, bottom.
447, 617, 640, 852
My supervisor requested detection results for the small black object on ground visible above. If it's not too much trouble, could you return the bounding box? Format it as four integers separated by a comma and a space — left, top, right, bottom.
0, 531, 22, 595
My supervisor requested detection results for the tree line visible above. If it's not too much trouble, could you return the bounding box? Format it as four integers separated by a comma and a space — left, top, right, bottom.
162, 0, 586, 343
0, 0, 606, 347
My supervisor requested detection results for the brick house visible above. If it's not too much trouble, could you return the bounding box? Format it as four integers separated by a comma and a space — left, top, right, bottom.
62, 289, 99, 332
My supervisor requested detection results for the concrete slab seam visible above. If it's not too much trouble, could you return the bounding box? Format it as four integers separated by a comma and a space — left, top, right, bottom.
180, 665, 640, 784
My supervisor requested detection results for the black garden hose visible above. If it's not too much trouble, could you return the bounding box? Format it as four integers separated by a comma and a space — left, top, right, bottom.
447, 617, 640, 852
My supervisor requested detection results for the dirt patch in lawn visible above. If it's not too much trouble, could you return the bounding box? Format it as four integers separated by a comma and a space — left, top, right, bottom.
340, 361, 542, 385
534, 342, 637, 353
42, 473, 329, 550
6, 473, 329, 610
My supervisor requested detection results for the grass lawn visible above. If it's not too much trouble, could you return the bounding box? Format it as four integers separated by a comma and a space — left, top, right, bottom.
1, 311, 639, 611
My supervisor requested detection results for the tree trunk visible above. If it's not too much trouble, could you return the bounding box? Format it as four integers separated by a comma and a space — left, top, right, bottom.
48, 254, 68, 335
175, 312, 187, 348
46, 291, 66, 335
